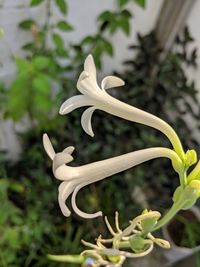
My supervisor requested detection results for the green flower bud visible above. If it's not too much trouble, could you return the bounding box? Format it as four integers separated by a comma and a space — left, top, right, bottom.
129, 234, 146, 253
184, 149, 197, 168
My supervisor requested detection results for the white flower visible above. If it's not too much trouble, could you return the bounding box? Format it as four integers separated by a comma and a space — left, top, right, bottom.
59, 55, 125, 137
59, 55, 185, 160
43, 133, 182, 219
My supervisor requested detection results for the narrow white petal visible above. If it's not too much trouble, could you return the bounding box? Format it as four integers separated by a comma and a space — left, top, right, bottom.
63, 146, 75, 155
59, 95, 93, 115
81, 107, 96, 137
77, 71, 89, 94
58, 181, 76, 217
71, 182, 103, 218
101, 76, 125, 90
84, 54, 96, 79
43, 133, 55, 160
53, 153, 73, 174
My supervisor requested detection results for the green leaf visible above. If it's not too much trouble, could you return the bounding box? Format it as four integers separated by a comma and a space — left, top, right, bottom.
30, 0, 45, 7
22, 42, 35, 51
15, 58, 32, 74
81, 36, 94, 45
33, 56, 50, 70
134, 0, 146, 8
32, 73, 50, 94
118, 0, 129, 7
119, 17, 130, 35
52, 33, 64, 50
55, 0, 67, 15
19, 19, 35, 30
55, 48, 68, 57
57, 21, 73, 31
103, 39, 113, 56
98, 11, 114, 22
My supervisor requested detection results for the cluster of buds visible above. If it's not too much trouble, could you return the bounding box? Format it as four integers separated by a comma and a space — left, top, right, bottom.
49, 211, 170, 267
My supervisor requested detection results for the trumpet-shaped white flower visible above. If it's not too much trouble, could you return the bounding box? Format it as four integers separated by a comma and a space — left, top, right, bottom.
43, 133, 182, 219
59, 55, 185, 160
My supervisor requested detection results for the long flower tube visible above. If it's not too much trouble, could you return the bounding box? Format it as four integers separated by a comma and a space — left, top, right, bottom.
43, 133, 182, 219
59, 55, 185, 160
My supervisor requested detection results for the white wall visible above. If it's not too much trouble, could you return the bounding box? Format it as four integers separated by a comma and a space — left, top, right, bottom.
185, 0, 200, 141
0, 0, 163, 159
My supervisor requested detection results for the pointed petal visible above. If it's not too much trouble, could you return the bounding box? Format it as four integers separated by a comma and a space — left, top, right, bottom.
53, 153, 73, 175
59, 95, 93, 115
101, 76, 125, 90
43, 133, 55, 160
81, 107, 96, 137
63, 146, 75, 155
84, 54, 96, 79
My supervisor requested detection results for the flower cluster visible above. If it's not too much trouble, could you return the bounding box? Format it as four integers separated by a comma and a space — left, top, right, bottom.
48, 210, 170, 267
43, 54, 200, 265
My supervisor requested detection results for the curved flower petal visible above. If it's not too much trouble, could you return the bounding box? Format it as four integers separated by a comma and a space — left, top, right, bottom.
77, 71, 89, 94
58, 181, 76, 217
81, 107, 96, 137
43, 133, 55, 160
71, 182, 103, 218
59, 95, 93, 115
101, 76, 125, 91
84, 54, 96, 80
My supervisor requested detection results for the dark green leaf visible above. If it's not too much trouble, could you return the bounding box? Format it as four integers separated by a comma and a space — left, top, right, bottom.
55, 48, 69, 57
22, 42, 35, 51
103, 39, 113, 56
119, 17, 130, 35
57, 21, 73, 31
52, 33, 64, 50
30, 0, 45, 7
55, 0, 67, 15
134, 0, 146, 8
118, 0, 129, 7
98, 11, 114, 22
18, 20, 35, 30
81, 36, 94, 45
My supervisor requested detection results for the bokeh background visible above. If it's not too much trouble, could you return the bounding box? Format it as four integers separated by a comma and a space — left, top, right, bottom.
0, 0, 200, 266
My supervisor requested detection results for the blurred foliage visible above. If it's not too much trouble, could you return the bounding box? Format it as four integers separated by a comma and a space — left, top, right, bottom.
0, 0, 146, 266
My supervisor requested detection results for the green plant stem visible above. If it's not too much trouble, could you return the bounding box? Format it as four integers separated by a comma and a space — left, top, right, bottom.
153, 201, 183, 231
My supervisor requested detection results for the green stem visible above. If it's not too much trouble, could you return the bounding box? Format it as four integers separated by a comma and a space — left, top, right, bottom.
153, 201, 183, 231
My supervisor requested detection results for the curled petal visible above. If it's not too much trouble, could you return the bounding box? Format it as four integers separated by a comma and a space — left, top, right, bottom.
84, 54, 96, 80
81, 107, 96, 137
101, 76, 125, 91
153, 238, 170, 249
71, 182, 103, 219
58, 181, 76, 217
59, 95, 93, 115
43, 133, 55, 160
